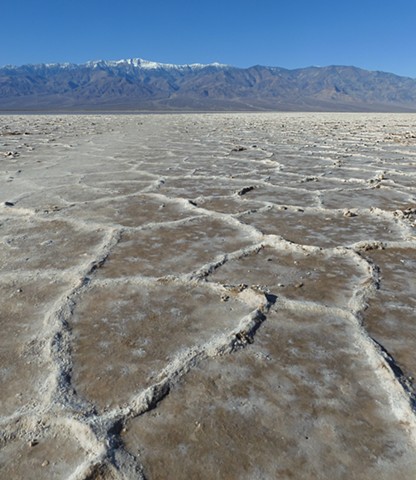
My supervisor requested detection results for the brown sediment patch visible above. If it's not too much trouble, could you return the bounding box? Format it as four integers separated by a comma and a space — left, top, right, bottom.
123, 308, 416, 480
82, 180, 153, 197
239, 206, 402, 248
193, 196, 264, 215
0, 217, 105, 272
0, 421, 87, 479
70, 282, 252, 410
209, 245, 365, 308
101, 216, 257, 278
157, 176, 252, 199
321, 186, 413, 210
233, 183, 318, 206
362, 247, 416, 380
66, 194, 193, 228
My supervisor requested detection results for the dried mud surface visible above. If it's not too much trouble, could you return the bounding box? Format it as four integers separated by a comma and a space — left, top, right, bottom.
0, 113, 416, 479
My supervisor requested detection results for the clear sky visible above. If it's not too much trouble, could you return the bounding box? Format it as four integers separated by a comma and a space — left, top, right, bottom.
2, 0, 416, 77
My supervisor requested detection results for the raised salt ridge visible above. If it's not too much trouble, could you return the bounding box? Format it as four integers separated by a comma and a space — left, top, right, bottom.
0, 113, 415, 479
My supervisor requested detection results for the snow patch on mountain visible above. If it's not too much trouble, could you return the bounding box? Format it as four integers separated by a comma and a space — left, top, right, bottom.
83, 58, 229, 70
1, 58, 229, 71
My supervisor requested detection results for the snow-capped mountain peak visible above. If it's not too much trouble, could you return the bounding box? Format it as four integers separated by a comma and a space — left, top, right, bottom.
1, 58, 229, 71
84, 58, 229, 70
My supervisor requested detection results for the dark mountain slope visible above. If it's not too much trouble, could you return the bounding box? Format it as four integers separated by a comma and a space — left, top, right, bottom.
1, 59, 416, 111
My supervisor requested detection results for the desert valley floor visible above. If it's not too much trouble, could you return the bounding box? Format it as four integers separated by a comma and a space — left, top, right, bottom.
0, 112, 416, 479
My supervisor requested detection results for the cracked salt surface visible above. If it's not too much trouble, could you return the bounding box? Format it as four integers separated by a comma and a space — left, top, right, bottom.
0, 113, 415, 479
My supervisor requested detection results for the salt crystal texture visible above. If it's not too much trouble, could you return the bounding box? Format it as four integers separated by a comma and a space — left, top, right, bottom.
0, 113, 415, 479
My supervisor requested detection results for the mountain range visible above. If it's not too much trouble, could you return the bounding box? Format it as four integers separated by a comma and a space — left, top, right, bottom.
1, 58, 416, 112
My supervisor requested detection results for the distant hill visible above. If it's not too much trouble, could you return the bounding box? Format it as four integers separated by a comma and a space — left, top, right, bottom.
1, 58, 416, 112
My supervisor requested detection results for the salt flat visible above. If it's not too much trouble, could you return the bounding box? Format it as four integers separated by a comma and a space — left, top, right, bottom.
0, 112, 415, 479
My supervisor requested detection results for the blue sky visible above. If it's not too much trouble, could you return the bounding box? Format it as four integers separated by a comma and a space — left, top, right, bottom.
2, 0, 416, 77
